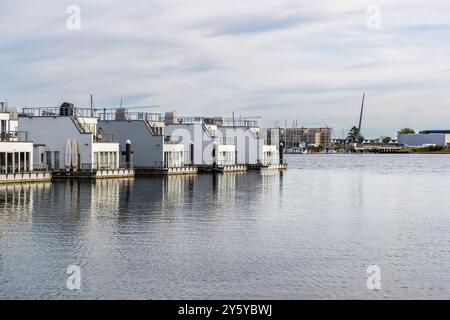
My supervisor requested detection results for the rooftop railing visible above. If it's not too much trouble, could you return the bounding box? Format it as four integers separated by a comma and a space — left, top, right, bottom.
0, 131, 29, 142
98, 112, 163, 122
175, 116, 258, 128
21, 106, 97, 118
221, 119, 258, 127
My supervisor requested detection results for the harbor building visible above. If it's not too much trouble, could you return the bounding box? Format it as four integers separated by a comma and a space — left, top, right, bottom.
164, 114, 283, 171
98, 109, 196, 175
18, 103, 133, 179
1, 102, 51, 183
398, 130, 450, 147
281, 127, 332, 150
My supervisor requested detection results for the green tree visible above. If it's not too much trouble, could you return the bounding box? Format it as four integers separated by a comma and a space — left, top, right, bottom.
398, 128, 415, 135
307, 145, 324, 153
381, 136, 392, 144
347, 126, 364, 144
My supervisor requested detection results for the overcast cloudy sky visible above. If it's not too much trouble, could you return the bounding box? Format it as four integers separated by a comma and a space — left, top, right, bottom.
1, 0, 450, 137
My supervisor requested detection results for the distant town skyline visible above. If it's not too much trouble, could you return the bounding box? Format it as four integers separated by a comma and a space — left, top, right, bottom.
1, 0, 450, 138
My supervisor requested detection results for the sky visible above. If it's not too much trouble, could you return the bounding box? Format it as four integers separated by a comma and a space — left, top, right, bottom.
1, 0, 450, 138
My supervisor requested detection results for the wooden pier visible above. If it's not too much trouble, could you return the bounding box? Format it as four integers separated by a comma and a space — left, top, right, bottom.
353, 145, 408, 153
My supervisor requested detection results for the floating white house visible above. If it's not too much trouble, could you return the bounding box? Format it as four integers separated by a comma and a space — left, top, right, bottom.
164, 114, 281, 168
18, 103, 127, 176
1, 104, 33, 173
98, 109, 192, 174
164, 115, 236, 167
0, 102, 51, 183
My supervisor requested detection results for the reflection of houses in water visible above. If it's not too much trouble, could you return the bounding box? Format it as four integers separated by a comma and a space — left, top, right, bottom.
49, 179, 134, 219
0, 182, 51, 213
90, 179, 121, 217
214, 173, 242, 202
260, 172, 278, 198
162, 175, 195, 205
90, 178, 134, 220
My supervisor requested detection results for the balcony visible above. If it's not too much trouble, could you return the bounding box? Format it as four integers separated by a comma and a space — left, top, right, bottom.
214, 137, 235, 145
0, 131, 29, 142
94, 133, 116, 143
164, 136, 183, 144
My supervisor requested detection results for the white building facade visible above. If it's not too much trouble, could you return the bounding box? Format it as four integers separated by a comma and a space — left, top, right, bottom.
19, 104, 120, 172
165, 115, 281, 167
1, 106, 34, 174
98, 110, 185, 169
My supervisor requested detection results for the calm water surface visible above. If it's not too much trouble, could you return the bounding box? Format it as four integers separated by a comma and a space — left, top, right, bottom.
1, 154, 450, 299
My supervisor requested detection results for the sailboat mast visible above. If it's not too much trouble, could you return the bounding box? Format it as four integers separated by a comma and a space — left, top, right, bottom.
357, 93, 365, 140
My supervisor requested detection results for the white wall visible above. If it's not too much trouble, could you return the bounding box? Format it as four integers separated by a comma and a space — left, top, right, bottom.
0, 112, 18, 131
20, 117, 92, 169
216, 144, 236, 165
0, 142, 34, 153
92, 142, 120, 169
261, 145, 277, 165
163, 143, 184, 167
20, 117, 118, 170
165, 123, 206, 165
217, 127, 260, 165
166, 123, 273, 165
0, 142, 34, 171
98, 120, 164, 167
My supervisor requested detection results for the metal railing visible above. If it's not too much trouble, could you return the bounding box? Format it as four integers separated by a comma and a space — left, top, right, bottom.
0, 131, 29, 142
164, 136, 183, 144
153, 161, 186, 169
98, 111, 163, 122
0, 164, 49, 174
222, 119, 258, 127
94, 133, 115, 143
176, 116, 204, 124
120, 162, 134, 169
21, 106, 96, 118
81, 162, 121, 171
214, 137, 235, 145
175, 116, 258, 128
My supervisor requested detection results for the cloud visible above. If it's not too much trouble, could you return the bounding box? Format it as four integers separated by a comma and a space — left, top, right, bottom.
1, 0, 450, 137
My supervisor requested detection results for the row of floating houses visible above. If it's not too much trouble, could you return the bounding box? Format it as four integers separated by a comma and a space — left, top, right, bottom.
0, 101, 287, 184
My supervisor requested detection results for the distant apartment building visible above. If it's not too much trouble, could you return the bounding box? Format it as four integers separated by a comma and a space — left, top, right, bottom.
281, 127, 332, 149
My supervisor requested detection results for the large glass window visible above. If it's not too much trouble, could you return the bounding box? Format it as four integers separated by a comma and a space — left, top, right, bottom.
93, 152, 98, 169
14, 152, 19, 172
0, 152, 5, 173
6, 153, 12, 173
46, 151, 52, 169
54, 151, 60, 170
20, 152, 25, 171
